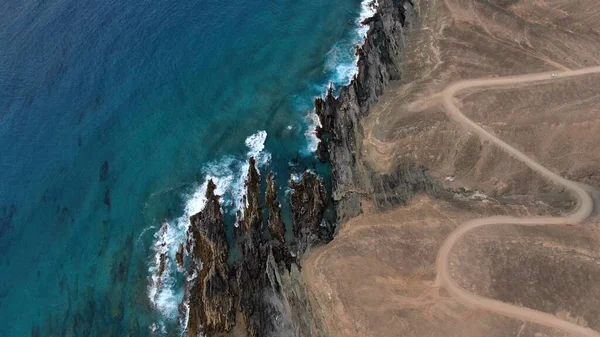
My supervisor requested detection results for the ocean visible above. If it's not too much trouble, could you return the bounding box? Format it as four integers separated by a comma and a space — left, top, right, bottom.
0, 0, 374, 335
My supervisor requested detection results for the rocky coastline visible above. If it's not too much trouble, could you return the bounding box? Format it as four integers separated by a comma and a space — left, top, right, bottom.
178, 0, 436, 335
181, 158, 330, 337
315, 0, 440, 223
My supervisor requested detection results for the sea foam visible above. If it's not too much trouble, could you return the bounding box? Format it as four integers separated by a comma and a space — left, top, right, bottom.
327, 0, 377, 86
305, 0, 377, 153
304, 111, 323, 153
148, 131, 270, 333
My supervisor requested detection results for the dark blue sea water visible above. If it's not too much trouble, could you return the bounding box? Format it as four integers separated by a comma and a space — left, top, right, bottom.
0, 0, 374, 335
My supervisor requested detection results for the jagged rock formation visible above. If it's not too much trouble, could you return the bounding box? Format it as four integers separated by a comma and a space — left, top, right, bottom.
315, 0, 412, 160
314, 0, 433, 222
289, 172, 332, 253
266, 173, 285, 244
242, 157, 262, 233
235, 157, 273, 337
184, 180, 236, 336
175, 243, 184, 268
182, 159, 326, 337
266, 172, 294, 272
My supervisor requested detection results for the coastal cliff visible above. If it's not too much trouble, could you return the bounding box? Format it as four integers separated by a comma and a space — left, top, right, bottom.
315, 0, 437, 223
180, 0, 429, 335
184, 180, 236, 336
290, 172, 333, 253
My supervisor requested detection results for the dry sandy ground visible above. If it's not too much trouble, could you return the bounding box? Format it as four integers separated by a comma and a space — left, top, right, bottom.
457, 73, 600, 187
303, 0, 600, 336
304, 196, 600, 337
362, 0, 600, 204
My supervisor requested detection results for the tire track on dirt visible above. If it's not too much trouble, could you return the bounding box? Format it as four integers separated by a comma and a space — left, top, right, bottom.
436, 66, 600, 337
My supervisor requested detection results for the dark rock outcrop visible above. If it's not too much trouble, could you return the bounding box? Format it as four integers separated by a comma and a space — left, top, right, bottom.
266, 172, 285, 244
315, 0, 430, 223
289, 172, 332, 253
182, 159, 326, 337
371, 161, 440, 210
234, 162, 326, 337
235, 158, 272, 337
184, 180, 236, 336
175, 243, 184, 269
242, 157, 262, 234
266, 172, 295, 272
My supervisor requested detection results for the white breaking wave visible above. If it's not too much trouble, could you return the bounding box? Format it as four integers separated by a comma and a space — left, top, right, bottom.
147, 131, 271, 334
148, 222, 182, 320
290, 173, 301, 183
327, 0, 378, 86
358, 0, 378, 39
245, 130, 268, 161
304, 111, 323, 153
305, 0, 378, 153
136, 225, 156, 244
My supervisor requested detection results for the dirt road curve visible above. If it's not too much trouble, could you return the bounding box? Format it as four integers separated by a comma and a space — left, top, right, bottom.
436, 66, 600, 337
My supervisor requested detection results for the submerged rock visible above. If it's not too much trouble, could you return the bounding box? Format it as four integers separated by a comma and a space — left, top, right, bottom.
184, 180, 235, 336
153, 222, 168, 305
99, 160, 108, 182
103, 186, 111, 210
0, 204, 17, 240
175, 243, 184, 269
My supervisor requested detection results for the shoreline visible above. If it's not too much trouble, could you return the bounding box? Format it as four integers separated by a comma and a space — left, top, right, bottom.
155, 1, 420, 336
315, 0, 429, 224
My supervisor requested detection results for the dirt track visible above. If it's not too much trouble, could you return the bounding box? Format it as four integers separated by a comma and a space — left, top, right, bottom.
436, 67, 600, 337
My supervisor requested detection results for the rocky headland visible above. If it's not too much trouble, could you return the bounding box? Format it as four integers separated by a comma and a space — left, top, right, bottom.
179, 0, 435, 335
181, 158, 329, 337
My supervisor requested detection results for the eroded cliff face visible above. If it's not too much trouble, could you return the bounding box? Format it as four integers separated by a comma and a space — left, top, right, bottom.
290, 172, 332, 253
266, 173, 285, 245
315, 0, 435, 223
234, 157, 273, 337
184, 180, 236, 336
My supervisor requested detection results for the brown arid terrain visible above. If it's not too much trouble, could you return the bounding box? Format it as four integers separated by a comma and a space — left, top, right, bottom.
303, 0, 600, 337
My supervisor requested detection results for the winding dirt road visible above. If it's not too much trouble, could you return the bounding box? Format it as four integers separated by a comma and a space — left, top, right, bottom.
435, 66, 600, 337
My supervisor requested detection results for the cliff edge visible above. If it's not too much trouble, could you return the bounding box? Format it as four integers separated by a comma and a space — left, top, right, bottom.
315, 0, 437, 223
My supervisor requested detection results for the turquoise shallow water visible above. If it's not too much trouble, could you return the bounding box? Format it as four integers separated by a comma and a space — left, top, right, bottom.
0, 0, 372, 335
